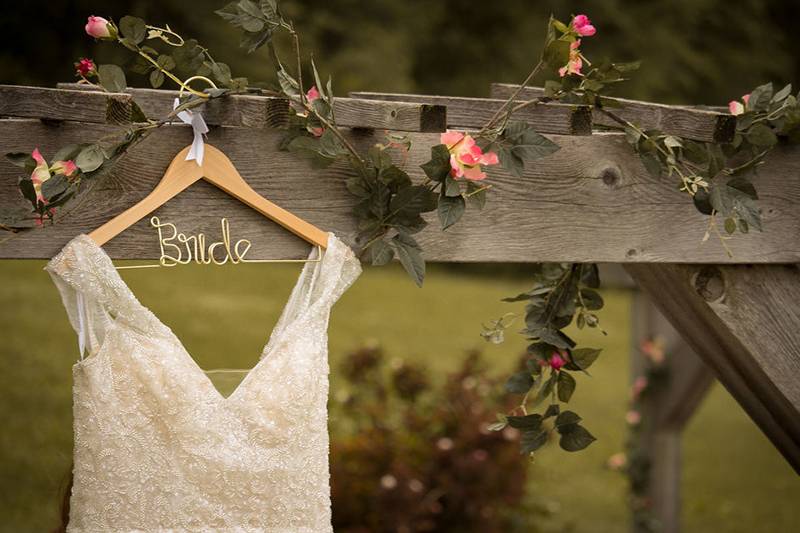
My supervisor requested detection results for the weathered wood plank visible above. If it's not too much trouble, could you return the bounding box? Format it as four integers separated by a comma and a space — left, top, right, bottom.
0, 85, 133, 125
56, 83, 446, 132
490, 83, 736, 143
626, 263, 800, 472
350, 91, 592, 135
1, 120, 798, 262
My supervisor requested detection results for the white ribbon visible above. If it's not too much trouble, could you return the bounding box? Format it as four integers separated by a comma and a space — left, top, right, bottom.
173, 97, 209, 166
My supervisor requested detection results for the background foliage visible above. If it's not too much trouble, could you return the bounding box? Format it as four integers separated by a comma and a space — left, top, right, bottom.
1, 0, 798, 105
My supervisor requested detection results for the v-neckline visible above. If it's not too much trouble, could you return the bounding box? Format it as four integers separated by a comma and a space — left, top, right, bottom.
74, 233, 332, 404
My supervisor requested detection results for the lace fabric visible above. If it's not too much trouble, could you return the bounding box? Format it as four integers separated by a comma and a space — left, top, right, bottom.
45, 233, 361, 533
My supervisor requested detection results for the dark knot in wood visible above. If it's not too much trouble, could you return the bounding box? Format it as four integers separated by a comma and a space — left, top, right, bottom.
600, 166, 622, 188
693, 266, 725, 302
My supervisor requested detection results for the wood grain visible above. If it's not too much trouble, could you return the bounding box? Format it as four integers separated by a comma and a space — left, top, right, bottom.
0, 85, 133, 125
56, 83, 446, 133
626, 263, 800, 472
350, 91, 592, 135
1, 120, 798, 262
490, 83, 736, 143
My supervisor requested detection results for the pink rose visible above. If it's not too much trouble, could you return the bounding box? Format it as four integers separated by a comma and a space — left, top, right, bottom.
440, 131, 499, 182
728, 93, 750, 116
559, 40, 583, 77
572, 14, 596, 37
625, 410, 641, 426
51, 159, 78, 177
607, 452, 627, 471
75, 58, 96, 77
306, 86, 320, 103
30, 148, 51, 203
85, 16, 116, 40
549, 351, 567, 371
631, 375, 648, 399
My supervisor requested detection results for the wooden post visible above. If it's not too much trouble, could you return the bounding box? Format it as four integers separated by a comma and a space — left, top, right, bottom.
630, 289, 714, 533
626, 264, 800, 473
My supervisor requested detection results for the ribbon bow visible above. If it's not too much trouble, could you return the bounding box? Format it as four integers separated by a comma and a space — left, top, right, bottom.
173, 98, 209, 166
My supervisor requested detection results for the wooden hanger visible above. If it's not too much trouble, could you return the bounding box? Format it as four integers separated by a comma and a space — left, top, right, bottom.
89, 144, 330, 249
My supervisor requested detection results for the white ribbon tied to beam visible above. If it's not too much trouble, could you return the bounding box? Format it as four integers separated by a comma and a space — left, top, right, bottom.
173, 97, 209, 166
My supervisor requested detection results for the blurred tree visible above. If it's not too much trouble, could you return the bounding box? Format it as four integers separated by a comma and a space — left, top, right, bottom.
0, 1, 797, 105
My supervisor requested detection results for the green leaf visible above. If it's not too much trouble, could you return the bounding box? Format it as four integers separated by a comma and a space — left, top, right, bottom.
75, 145, 105, 173
119, 15, 147, 44
443, 176, 461, 197
6, 152, 34, 169
97, 64, 127, 93
389, 185, 437, 218
748, 82, 773, 112
746, 123, 778, 147
772, 83, 793, 104
543, 39, 570, 69
41, 174, 68, 201
130, 102, 148, 123
507, 413, 543, 430
569, 348, 601, 370
505, 371, 534, 394
557, 371, 576, 402
724, 217, 737, 234
149, 69, 165, 88
421, 144, 451, 182
558, 423, 596, 452
579, 288, 604, 310
367, 239, 394, 266
391, 232, 425, 286
437, 193, 465, 230
18, 177, 36, 205
497, 146, 525, 177
544, 404, 560, 418
521, 428, 549, 454
211, 62, 233, 86
240, 29, 273, 53
554, 410, 581, 428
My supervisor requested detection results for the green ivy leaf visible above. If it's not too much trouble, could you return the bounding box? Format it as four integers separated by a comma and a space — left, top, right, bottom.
507, 413, 543, 430
75, 145, 105, 173
119, 15, 147, 45
521, 428, 549, 454
97, 64, 127, 93
505, 371, 534, 394
421, 144, 451, 182
437, 193, 465, 230
558, 423, 596, 451
569, 348, 601, 370
556, 371, 576, 402
149, 69, 165, 88
391, 232, 425, 287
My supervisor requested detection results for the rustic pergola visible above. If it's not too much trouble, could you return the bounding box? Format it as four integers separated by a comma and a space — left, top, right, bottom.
0, 83, 797, 532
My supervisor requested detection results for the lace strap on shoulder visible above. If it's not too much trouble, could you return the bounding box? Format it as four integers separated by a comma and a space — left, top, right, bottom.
310, 233, 362, 311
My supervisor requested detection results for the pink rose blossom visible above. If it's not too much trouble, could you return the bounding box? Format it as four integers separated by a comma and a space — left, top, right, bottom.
440, 131, 499, 181
572, 14, 596, 37
631, 375, 649, 399
728, 93, 751, 116
607, 452, 627, 470
75, 58, 96, 77
30, 148, 58, 224
549, 351, 567, 371
559, 40, 583, 77
85, 16, 115, 39
625, 410, 642, 426
306, 86, 320, 103
51, 159, 78, 177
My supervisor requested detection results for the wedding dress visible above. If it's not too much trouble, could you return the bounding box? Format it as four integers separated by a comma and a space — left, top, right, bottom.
46, 232, 361, 532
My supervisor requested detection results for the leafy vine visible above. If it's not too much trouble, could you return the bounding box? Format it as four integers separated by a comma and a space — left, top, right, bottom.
2, 4, 798, 457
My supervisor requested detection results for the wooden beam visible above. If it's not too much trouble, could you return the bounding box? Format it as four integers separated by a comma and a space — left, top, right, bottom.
490, 83, 736, 143
625, 263, 800, 472
350, 91, 592, 135
0, 121, 798, 262
55, 83, 446, 133
0, 85, 134, 125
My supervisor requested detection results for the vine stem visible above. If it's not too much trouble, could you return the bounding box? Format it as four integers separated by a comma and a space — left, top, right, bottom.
479, 59, 544, 136
134, 47, 208, 99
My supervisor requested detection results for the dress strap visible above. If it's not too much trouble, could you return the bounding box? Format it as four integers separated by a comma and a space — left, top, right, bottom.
45, 235, 164, 359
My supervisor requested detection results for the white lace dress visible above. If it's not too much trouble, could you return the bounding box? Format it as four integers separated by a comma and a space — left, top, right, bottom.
46, 233, 361, 532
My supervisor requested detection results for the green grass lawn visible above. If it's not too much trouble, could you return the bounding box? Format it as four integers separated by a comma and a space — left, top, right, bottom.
0, 260, 797, 532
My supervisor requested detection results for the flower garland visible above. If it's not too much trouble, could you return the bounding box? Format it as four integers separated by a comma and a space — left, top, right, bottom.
3, 4, 799, 456
606, 338, 670, 532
